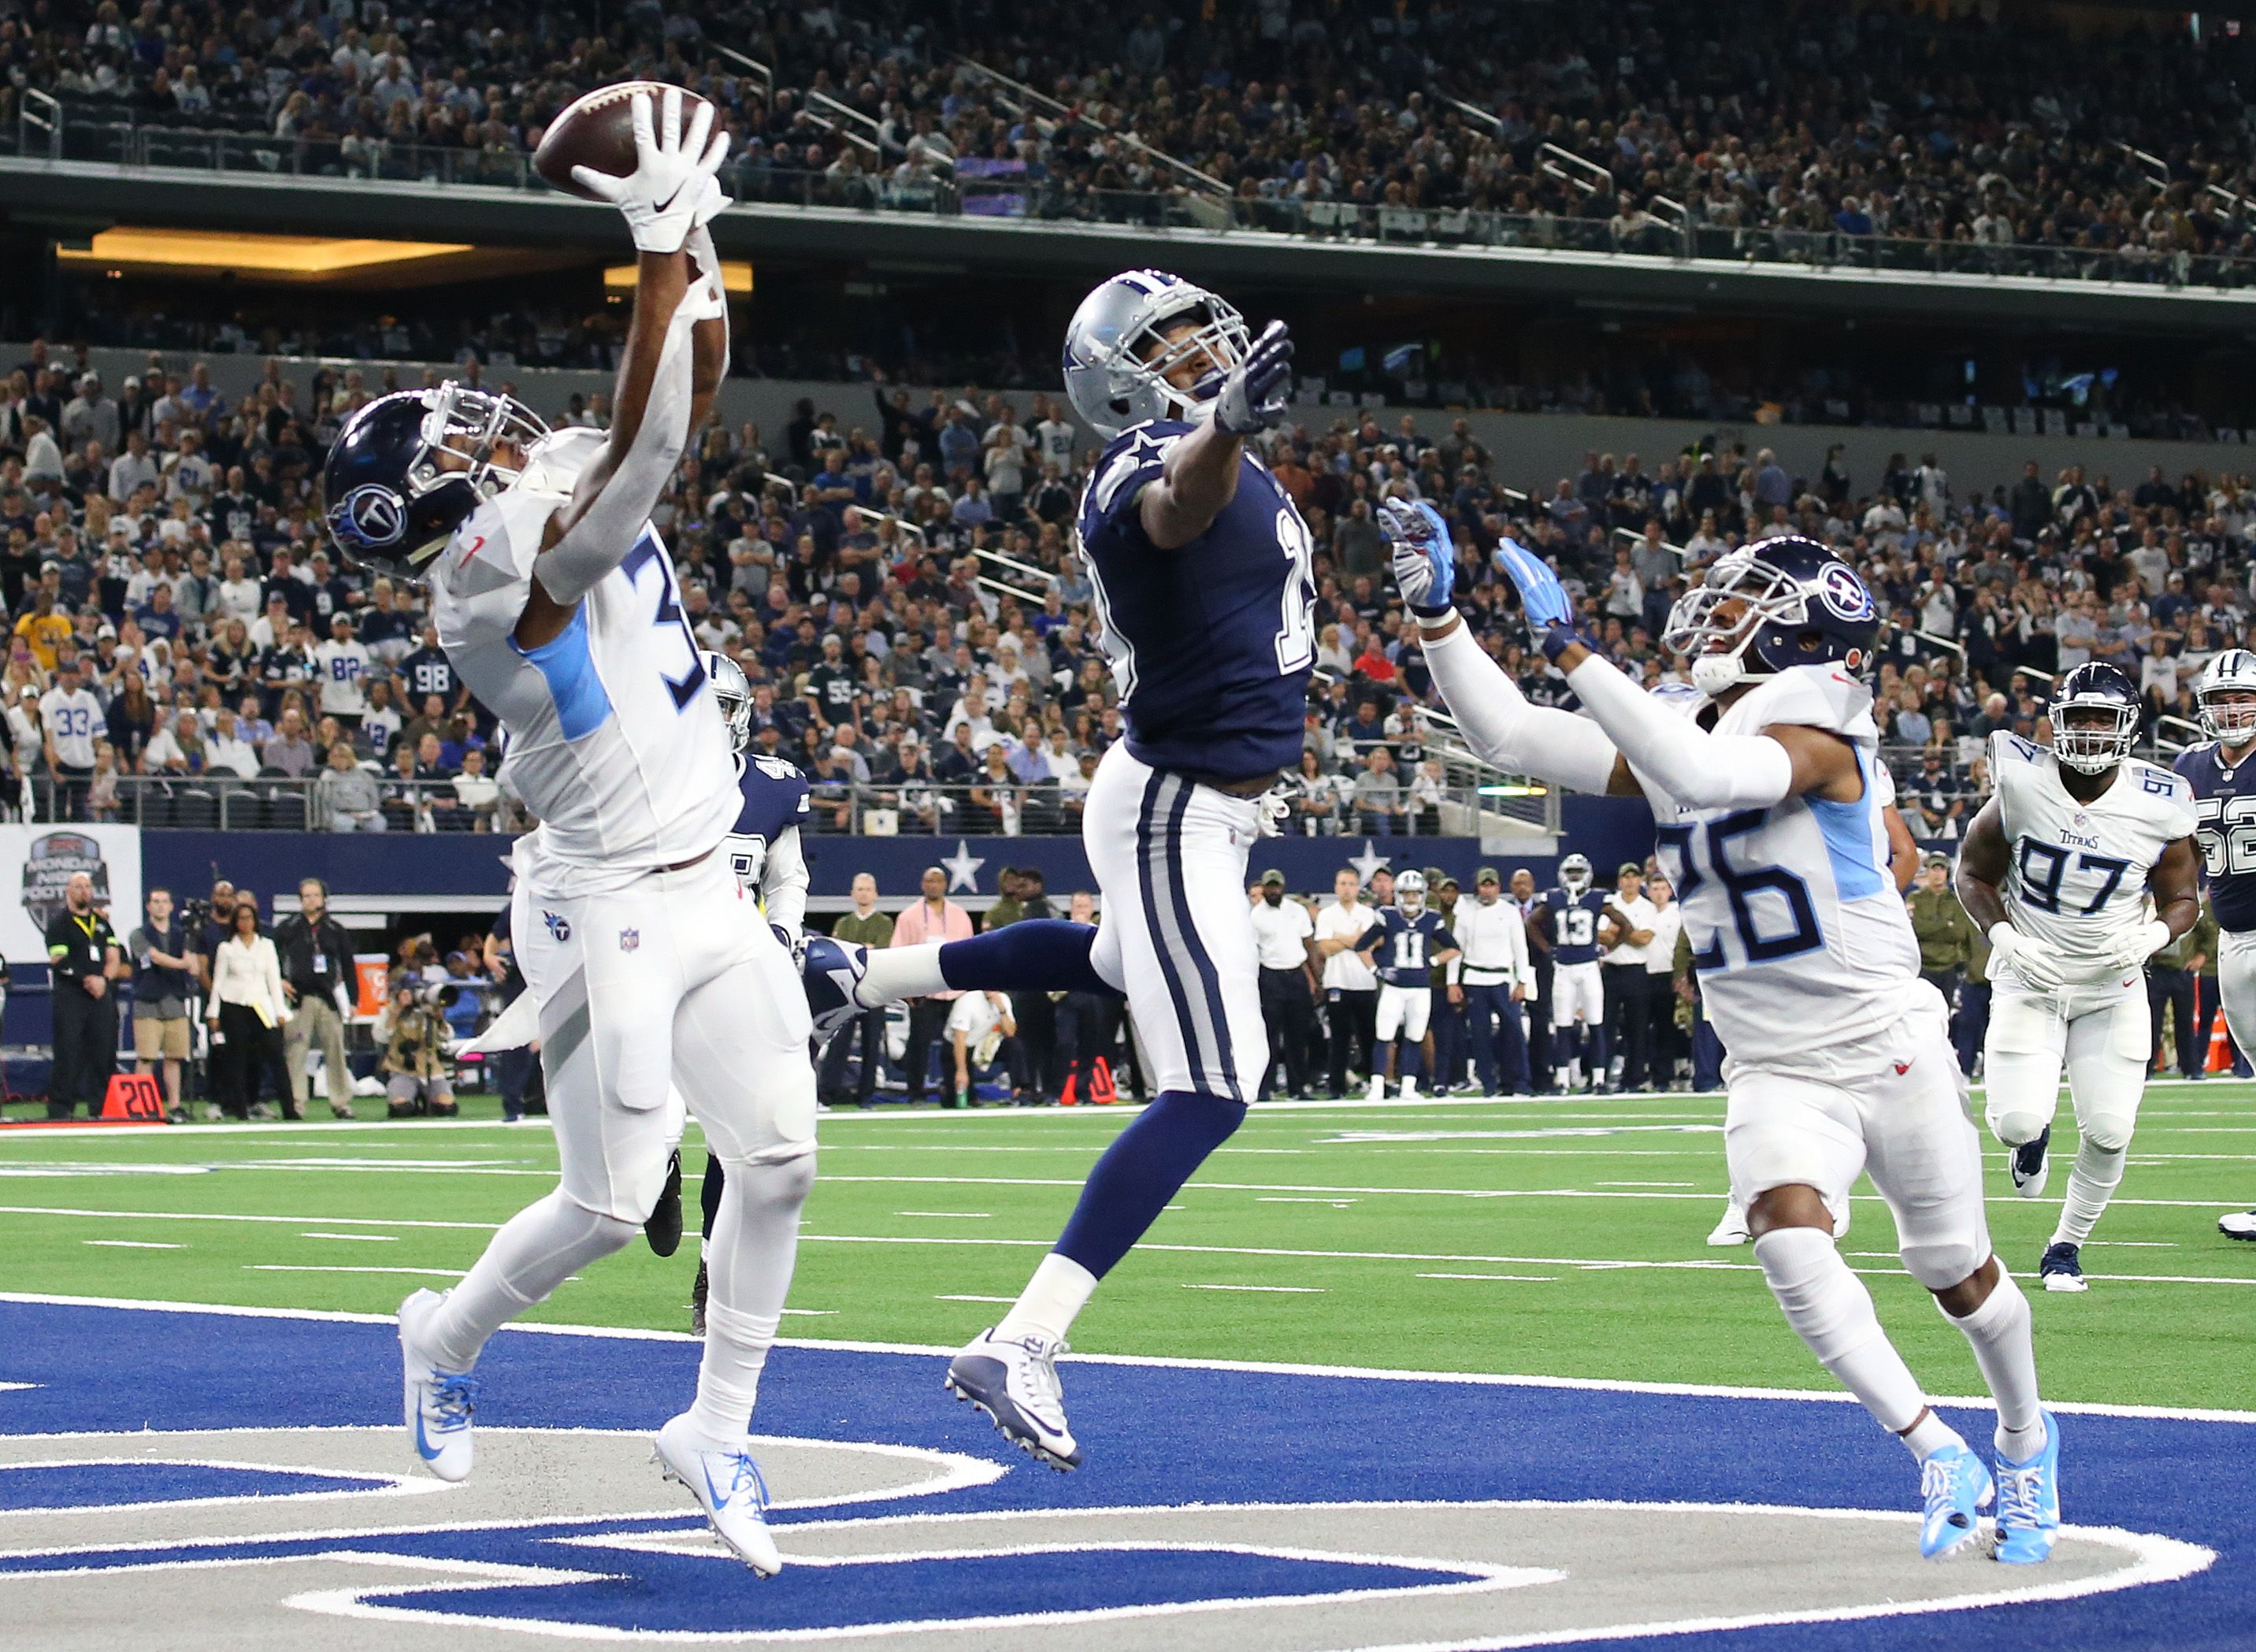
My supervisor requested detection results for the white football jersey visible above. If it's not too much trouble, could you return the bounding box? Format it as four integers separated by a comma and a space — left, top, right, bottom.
1987, 730, 2196, 976
429, 427, 737, 889
1645, 666, 1922, 1068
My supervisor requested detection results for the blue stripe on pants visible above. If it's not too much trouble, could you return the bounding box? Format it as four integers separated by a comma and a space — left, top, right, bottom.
1158, 775, 1243, 1103
1136, 770, 1210, 1091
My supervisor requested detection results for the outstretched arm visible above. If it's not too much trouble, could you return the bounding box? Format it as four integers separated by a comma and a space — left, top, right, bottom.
1137, 321, 1293, 550
518, 90, 729, 646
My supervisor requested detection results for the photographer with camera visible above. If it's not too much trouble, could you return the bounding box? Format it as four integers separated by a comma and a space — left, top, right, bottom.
377, 972, 458, 1119
273, 877, 357, 1119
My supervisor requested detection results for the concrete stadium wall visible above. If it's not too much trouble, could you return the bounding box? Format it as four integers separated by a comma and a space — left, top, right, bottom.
17, 342, 2250, 504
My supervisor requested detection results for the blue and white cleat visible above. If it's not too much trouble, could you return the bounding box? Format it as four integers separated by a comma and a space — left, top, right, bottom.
2040, 1240, 2088, 1293
398, 1288, 478, 1483
1994, 1411, 2062, 1565
1917, 1442, 1994, 1561
945, 1327, 1082, 1470
2009, 1127, 2052, 1199
653, 1413, 784, 1576
802, 935, 874, 1036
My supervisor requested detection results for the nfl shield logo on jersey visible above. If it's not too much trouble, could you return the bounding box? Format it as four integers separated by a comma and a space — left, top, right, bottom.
618, 927, 640, 952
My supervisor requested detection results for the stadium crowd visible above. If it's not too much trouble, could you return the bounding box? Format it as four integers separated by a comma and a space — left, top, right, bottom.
8, 0, 2250, 264
1, 328, 2252, 842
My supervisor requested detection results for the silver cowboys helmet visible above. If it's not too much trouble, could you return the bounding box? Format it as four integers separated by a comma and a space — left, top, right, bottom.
1396, 868, 1427, 914
2196, 648, 2256, 745
701, 649, 752, 753
1062, 269, 1252, 437
1558, 853, 1593, 895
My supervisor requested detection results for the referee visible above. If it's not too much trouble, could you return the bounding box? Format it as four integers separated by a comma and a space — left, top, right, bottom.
45, 871, 121, 1119
1251, 870, 1319, 1099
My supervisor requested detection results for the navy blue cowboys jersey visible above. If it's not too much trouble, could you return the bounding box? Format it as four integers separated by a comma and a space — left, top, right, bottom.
1358, 907, 1453, 986
725, 752, 811, 891
1544, 889, 1610, 966
2176, 744, 2256, 931
1078, 419, 1317, 777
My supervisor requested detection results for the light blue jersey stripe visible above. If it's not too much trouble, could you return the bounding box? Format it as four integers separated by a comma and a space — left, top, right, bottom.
510, 606, 612, 741
1809, 746, 1887, 899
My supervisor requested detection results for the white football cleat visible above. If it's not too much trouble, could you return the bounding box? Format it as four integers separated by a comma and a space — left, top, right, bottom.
944, 1327, 1082, 1469
1400, 1075, 1420, 1101
1706, 1201, 1750, 1245
1365, 1075, 1386, 1103
2219, 1209, 2256, 1242
653, 1413, 784, 1576
398, 1289, 477, 1483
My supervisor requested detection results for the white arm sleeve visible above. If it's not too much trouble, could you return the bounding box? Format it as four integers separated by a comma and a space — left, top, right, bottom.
1422, 622, 1623, 796
761, 825, 810, 943
1563, 651, 1795, 811
685, 223, 729, 369
533, 294, 700, 607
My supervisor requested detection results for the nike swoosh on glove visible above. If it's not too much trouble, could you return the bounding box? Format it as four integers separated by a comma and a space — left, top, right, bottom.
571, 86, 733, 254
1211, 320, 1294, 436
1378, 498, 1456, 617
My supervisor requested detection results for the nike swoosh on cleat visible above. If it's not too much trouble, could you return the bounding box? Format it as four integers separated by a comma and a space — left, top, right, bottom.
701, 1459, 733, 1511
413, 1411, 443, 1461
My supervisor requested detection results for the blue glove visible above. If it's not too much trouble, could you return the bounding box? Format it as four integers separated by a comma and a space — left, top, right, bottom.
1491, 536, 1589, 659
1211, 320, 1294, 436
1378, 498, 1456, 616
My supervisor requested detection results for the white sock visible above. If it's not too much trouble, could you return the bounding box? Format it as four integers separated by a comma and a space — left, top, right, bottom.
1940, 1270, 2046, 1454
995, 1252, 1098, 1346
2051, 1140, 2126, 1246
685, 1154, 814, 1449
1899, 1409, 1966, 1463
1752, 1226, 1931, 1435
858, 943, 947, 1004
425, 1191, 639, 1371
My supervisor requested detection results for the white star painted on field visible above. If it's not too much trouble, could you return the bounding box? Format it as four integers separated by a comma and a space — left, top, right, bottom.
1349, 839, 1393, 884
941, 840, 987, 893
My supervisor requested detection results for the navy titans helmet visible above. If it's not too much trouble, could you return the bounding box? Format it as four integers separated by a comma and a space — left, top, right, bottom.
1061, 269, 1251, 437
322, 384, 547, 578
2049, 662, 2140, 774
1663, 534, 1879, 697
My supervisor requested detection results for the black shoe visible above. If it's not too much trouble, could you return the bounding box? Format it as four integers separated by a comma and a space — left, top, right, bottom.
645, 1149, 684, 1257
2039, 1239, 2087, 1293
690, 1259, 709, 1335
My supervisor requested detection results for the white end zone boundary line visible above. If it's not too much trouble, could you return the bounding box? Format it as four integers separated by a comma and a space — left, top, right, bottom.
1, 1291, 2250, 1428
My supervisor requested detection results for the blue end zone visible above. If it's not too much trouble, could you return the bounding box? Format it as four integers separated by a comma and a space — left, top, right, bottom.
0, 1300, 2243, 1650
392, 1548, 1486, 1635
0, 1461, 383, 1510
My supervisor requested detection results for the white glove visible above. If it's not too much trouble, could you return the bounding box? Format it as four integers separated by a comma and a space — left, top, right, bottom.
570, 87, 731, 254
2106, 917, 2173, 974
1987, 923, 2067, 993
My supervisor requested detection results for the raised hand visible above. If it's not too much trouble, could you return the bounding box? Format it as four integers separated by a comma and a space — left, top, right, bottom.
1379, 498, 1456, 617
1211, 320, 1293, 436
571, 87, 732, 254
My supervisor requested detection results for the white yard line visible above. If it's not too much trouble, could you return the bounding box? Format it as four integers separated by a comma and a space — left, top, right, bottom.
81, 1238, 180, 1249
1183, 1283, 1326, 1294
299, 1231, 400, 1242
244, 1264, 465, 1278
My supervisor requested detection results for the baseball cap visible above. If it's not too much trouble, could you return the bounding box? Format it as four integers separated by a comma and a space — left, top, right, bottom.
1617, 862, 1643, 878
1475, 867, 1500, 885
1259, 869, 1286, 887
1921, 851, 1950, 868
1438, 874, 1460, 890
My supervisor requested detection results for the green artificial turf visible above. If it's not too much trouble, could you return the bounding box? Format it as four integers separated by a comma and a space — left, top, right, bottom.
2, 1085, 2251, 1411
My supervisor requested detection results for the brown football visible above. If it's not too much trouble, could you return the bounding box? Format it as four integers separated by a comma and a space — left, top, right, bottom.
533, 80, 715, 201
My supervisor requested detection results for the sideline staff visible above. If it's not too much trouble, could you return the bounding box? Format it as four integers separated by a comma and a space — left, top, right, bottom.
45, 871, 121, 1118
